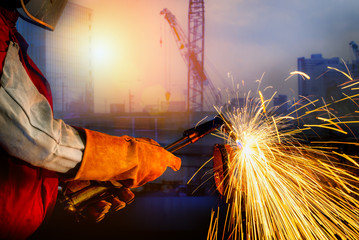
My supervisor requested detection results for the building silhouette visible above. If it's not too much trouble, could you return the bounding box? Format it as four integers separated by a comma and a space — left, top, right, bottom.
349, 41, 359, 79
297, 53, 359, 138
297, 54, 348, 101
17, 2, 94, 117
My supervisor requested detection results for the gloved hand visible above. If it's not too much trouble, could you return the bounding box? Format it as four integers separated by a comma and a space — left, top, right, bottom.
74, 129, 181, 188
61, 180, 135, 222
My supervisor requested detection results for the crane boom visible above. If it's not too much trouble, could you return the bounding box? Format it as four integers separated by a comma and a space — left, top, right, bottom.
160, 7, 221, 112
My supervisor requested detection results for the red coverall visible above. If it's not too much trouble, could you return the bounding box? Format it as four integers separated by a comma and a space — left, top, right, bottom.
0, 7, 58, 239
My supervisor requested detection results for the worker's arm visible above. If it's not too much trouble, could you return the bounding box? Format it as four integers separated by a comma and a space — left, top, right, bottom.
0, 42, 181, 186
0, 42, 84, 173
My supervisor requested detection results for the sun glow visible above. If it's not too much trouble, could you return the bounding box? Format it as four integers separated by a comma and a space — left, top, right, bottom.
92, 42, 110, 62
91, 37, 122, 68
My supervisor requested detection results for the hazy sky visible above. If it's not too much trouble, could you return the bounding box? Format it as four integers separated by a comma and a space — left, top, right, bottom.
70, 0, 359, 112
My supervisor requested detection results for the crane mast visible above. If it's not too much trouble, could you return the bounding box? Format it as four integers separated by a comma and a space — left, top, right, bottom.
161, 1, 220, 112
188, 0, 205, 112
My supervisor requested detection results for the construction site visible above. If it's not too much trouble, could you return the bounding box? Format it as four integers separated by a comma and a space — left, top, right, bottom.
11, 0, 359, 239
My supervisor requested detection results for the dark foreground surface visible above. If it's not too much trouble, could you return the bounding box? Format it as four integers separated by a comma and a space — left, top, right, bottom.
30, 194, 221, 240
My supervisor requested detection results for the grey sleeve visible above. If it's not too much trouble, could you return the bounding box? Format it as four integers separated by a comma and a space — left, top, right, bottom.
0, 42, 84, 173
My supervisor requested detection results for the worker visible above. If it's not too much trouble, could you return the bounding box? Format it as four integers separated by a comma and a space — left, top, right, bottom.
0, 0, 181, 239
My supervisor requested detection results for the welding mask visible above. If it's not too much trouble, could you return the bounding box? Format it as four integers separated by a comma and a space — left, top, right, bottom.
17, 0, 68, 31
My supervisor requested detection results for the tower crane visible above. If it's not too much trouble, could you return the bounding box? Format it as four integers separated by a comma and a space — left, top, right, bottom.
160, 2, 221, 112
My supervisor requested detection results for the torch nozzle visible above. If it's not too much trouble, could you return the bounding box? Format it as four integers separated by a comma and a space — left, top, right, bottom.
165, 116, 224, 153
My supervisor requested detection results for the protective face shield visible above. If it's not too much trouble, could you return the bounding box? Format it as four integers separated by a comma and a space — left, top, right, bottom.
17, 0, 68, 31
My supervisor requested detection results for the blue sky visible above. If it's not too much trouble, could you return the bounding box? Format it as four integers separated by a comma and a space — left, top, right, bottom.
205, 0, 359, 96
71, 0, 359, 111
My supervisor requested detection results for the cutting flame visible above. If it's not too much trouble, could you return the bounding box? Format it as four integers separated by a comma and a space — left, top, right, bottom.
209, 89, 359, 240
236, 139, 242, 149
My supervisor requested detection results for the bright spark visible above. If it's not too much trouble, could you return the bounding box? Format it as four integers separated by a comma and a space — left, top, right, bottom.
209, 90, 359, 240
285, 71, 311, 81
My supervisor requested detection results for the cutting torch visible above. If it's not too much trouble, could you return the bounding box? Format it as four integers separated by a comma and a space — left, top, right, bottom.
61, 116, 228, 222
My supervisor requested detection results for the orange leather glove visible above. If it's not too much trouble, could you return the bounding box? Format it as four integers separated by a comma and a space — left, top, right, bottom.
74, 129, 181, 188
